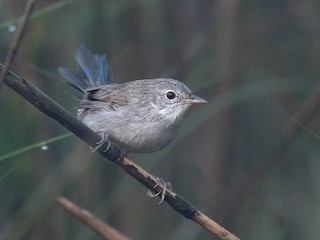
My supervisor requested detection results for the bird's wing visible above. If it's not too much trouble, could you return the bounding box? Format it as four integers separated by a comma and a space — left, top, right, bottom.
80, 84, 129, 110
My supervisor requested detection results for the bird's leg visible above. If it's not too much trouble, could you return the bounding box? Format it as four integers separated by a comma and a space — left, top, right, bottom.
90, 132, 111, 152
147, 177, 172, 204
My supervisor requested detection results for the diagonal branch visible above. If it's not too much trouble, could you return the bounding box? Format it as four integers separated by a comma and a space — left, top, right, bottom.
0, 0, 35, 92
2, 66, 240, 240
56, 196, 131, 240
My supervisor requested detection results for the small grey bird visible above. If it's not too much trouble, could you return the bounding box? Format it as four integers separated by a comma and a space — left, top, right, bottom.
59, 45, 206, 153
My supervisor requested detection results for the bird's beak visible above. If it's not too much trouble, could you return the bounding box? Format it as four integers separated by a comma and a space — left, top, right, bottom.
185, 94, 207, 104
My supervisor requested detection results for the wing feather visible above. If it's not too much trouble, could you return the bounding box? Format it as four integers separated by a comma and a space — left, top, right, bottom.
80, 84, 129, 110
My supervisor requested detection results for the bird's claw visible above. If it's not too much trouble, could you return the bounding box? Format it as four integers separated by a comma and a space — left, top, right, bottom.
90, 132, 111, 152
147, 177, 172, 204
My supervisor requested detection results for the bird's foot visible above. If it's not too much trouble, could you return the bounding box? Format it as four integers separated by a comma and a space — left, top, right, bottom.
90, 132, 111, 152
147, 177, 172, 204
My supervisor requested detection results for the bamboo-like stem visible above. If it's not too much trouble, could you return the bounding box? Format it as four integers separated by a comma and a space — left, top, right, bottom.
2, 67, 240, 240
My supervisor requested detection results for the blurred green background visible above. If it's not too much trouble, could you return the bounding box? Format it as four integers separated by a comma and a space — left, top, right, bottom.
1, 0, 320, 239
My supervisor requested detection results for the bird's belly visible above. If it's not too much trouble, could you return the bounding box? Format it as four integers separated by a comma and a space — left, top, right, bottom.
80, 110, 178, 153
113, 122, 178, 153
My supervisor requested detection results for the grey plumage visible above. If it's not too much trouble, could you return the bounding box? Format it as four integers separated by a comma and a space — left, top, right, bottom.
59, 45, 206, 153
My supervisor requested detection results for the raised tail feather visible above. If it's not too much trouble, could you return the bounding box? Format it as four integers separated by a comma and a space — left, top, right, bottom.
58, 45, 113, 92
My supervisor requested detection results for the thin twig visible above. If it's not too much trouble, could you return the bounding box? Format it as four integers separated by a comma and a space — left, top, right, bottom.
55, 196, 130, 240
233, 78, 320, 222
2, 67, 240, 240
279, 83, 320, 151
250, 84, 320, 187
0, 0, 35, 92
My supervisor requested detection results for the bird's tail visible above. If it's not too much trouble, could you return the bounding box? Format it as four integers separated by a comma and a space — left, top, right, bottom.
58, 44, 113, 93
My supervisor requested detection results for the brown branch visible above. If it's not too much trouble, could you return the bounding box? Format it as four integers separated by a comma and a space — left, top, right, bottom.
0, 0, 35, 92
55, 196, 130, 240
2, 67, 240, 240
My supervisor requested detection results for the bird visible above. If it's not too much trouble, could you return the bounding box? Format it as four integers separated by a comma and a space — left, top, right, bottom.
58, 45, 207, 154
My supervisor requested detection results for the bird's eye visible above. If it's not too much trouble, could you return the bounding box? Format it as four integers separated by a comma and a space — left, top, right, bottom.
165, 91, 176, 100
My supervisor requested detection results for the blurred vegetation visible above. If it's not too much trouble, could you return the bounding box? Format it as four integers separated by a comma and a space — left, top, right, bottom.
1, 0, 320, 239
